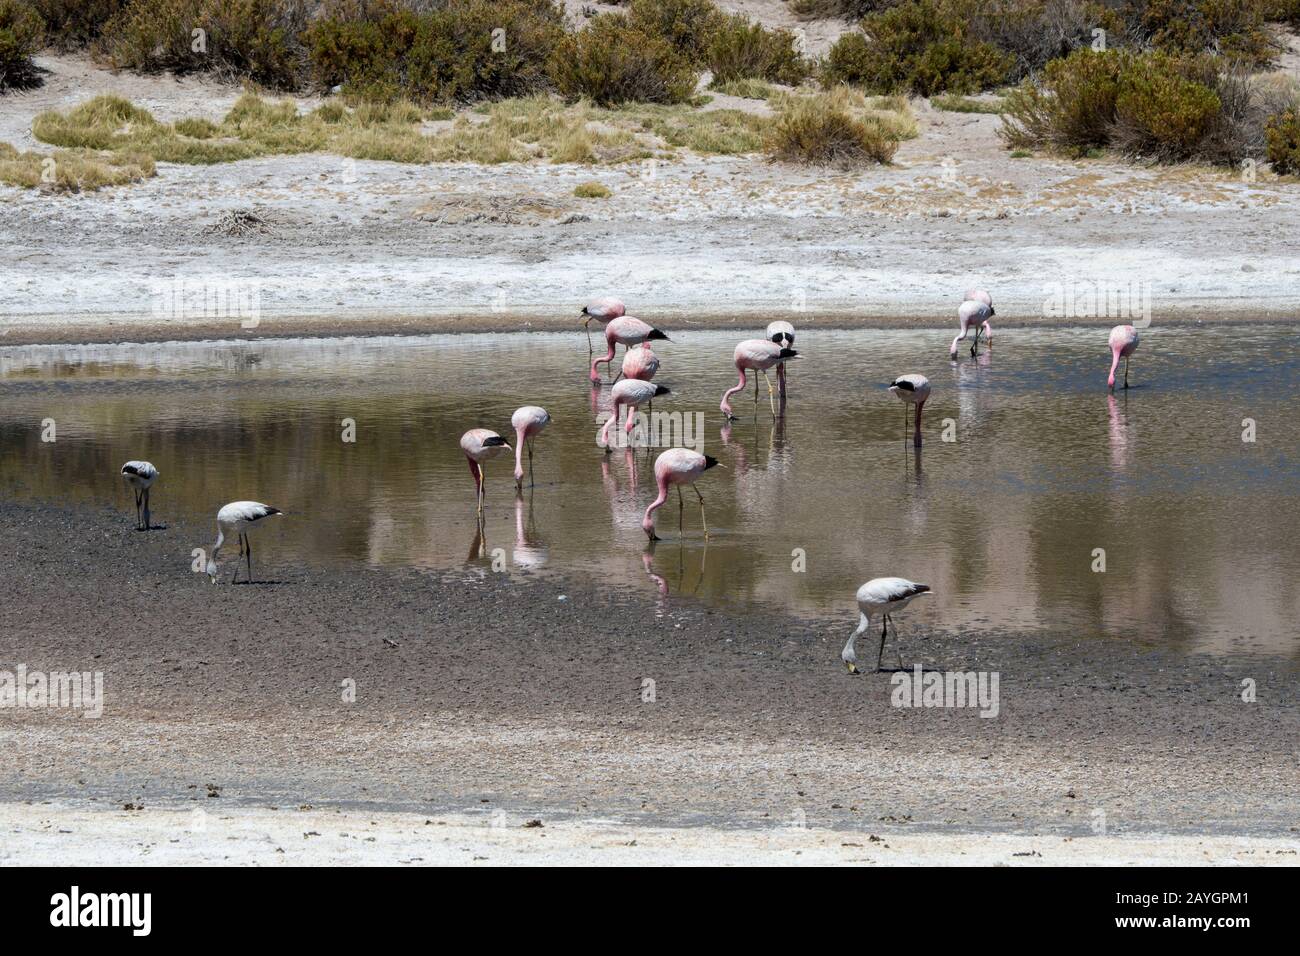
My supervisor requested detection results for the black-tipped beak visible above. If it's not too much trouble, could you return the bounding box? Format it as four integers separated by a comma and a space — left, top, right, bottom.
703, 455, 719, 470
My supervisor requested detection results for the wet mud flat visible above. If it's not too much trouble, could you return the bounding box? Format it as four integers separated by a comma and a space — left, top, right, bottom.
2, 500, 1295, 838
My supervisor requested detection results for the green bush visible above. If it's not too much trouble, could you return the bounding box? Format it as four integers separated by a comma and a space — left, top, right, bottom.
547, 13, 697, 106
1128, 0, 1274, 67
307, 0, 564, 103
706, 12, 809, 86
1001, 48, 1281, 164
626, 0, 723, 67
30, 0, 122, 48
100, 0, 308, 89
0, 0, 43, 90
1265, 108, 1300, 174
824, 0, 1013, 96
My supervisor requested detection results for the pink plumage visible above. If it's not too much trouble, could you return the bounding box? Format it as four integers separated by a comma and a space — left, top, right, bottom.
581, 297, 627, 352
621, 344, 659, 381
590, 316, 668, 383
1108, 325, 1139, 390
460, 428, 511, 515
642, 448, 719, 541
951, 298, 994, 359
601, 379, 668, 449
510, 405, 550, 487
720, 339, 797, 418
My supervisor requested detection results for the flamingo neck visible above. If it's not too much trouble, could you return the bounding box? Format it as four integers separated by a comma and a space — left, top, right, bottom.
466, 455, 482, 491
642, 477, 669, 533
1108, 348, 1121, 387
514, 427, 527, 480
590, 335, 616, 381
212, 528, 224, 560
720, 367, 748, 414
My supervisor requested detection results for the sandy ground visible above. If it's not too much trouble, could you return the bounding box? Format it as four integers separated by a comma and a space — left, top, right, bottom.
3, 53, 1300, 345
5, 804, 1297, 866
2, 500, 1297, 864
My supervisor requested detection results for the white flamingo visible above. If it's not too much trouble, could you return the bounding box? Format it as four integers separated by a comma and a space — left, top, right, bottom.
206, 501, 282, 585
461, 428, 511, 516
510, 406, 550, 489
841, 577, 932, 673
951, 298, 994, 359
120, 460, 158, 531
766, 321, 795, 397
888, 374, 931, 448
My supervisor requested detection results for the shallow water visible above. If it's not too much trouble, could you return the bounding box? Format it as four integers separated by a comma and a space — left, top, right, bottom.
2, 325, 1297, 657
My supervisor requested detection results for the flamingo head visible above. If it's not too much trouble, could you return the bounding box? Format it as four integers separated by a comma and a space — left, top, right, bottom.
206, 558, 218, 583
642, 515, 659, 539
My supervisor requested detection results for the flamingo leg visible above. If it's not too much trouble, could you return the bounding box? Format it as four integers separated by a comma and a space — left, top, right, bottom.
753, 371, 759, 413
584, 316, 593, 354
762, 370, 775, 417
232, 533, 244, 585
142, 488, 151, 531
876, 615, 889, 672
1124, 356, 1130, 389
891, 615, 904, 670
694, 484, 707, 539
971, 327, 979, 356
678, 486, 684, 534
133, 489, 142, 530
246, 535, 254, 584
527, 439, 535, 488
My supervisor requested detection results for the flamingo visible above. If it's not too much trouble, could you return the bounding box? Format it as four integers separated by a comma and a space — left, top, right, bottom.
621, 343, 659, 381
460, 428, 511, 516
601, 380, 671, 450
590, 317, 668, 384
206, 501, 282, 585
841, 577, 932, 673
510, 406, 550, 489
642, 448, 719, 541
120, 460, 158, 531
1108, 324, 1139, 390
950, 299, 994, 359
964, 288, 993, 308
720, 340, 798, 419
581, 297, 626, 352
888, 374, 931, 448
767, 321, 795, 397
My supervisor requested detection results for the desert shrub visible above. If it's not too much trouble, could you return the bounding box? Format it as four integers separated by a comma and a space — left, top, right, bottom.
29, 0, 122, 48
824, 0, 1013, 96
706, 12, 810, 85
1126, 0, 1274, 66
931, 92, 1007, 112
100, 0, 308, 89
1001, 47, 1285, 164
573, 180, 611, 197
626, 0, 724, 66
548, 13, 696, 105
789, 0, 898, 17
1000, 47, 1123, 150
0, 0, 43, 91
307, 0, 564, 104
1112, 53, 1221, 159
1265, 108, 1300, 174
959, 0, 1126, 81
766, 86, 914, 165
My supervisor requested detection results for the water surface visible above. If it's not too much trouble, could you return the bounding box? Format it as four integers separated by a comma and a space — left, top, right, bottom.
2, 325, 1297, 657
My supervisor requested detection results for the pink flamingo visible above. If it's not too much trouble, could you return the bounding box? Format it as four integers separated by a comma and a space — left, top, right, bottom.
621, 343, 659, 381
510, 405, 550, 489
720, 339, 798, 419
590, 316, 668, 384
888, 374, 931, 448
460, 428, 511, 516
950, 299, 994, 359
965, 288, 993, 308
1108, 324, 1139, 390
766, 320, 795, 398
642, 448, 719, 541
581, 297, 625, 352
601, 379, 670, 451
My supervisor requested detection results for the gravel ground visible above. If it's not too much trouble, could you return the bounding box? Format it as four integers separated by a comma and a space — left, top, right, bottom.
2, 499, 1296, 851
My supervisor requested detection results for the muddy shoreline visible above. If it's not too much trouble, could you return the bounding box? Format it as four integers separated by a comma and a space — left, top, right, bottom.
2, 499, 1295, 837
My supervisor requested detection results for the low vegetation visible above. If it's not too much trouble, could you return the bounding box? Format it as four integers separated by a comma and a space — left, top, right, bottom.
766, 86, 916, 166
1000, 48, 1300, 167
573, 180, 611, 198
1265, 108, 1300, 175
548, 13, 697, 106
0, 0, 44, 90
0, 139, 155, 190
930, 93, 1007, 113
